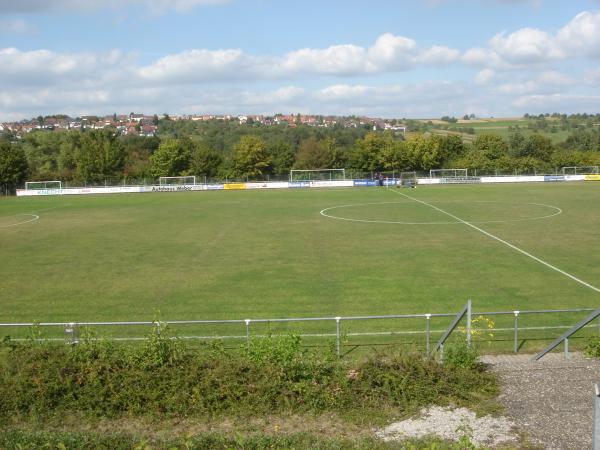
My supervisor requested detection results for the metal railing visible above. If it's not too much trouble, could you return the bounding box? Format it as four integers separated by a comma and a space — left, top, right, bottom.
434, 300, 471, 359
532, 308, 600, 361
594, 383, 600, 450
2, 304, 597, 357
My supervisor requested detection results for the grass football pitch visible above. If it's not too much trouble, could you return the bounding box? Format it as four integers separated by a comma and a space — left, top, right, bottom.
1, 183, 599, 350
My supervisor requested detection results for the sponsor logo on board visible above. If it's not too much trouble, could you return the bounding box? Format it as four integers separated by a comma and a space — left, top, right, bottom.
544, 176, 566, 182
353, 180, 378, 186
289, 182, 310, 188
223, 183, 247, 190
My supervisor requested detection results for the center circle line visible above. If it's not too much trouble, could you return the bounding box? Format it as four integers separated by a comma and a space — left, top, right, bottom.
319, 201, 562, 225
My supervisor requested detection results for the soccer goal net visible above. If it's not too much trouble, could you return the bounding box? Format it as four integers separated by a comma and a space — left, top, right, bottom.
561, 166, 599, 175
159, 176, 196, 186
289, 169, 346, 182
399, 171, 417, 188
429, 169, 468, 178
25, 181, 62, 190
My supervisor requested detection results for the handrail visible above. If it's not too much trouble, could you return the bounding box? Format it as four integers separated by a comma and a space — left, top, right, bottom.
531, 307, 600, 361
433, 299, 471, 354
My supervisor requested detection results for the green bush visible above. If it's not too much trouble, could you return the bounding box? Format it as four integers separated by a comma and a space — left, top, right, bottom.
584, 336, 600, 358
0, 429, 478, 450
443, 341, 480, 370
0, 333, 497, 424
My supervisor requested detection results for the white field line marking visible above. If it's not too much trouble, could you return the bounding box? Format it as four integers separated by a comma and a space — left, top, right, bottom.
0, 213, 39, 228
320, 200, 562, 225
389, 188, 600, 295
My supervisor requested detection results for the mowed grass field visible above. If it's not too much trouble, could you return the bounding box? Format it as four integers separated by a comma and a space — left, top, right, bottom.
1, 183, 599, 348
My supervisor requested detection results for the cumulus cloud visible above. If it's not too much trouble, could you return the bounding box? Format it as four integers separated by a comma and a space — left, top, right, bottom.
556, 11, 600, 58
0, 48, 134, 86
137, 49, 267, 83
1, 12, 600, 120
464, 10, 600, 69
282, 45, 372, 76
136, 33, 460, 83
474, 69, 495, 85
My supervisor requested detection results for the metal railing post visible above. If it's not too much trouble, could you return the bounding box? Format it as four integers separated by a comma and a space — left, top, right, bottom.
245, 319, 251, 348
514, 311, 519, 353
64, 322, 78, 345
565, 337, 569, 359
425, 314, 431, 355
532, 308, 600, 361
594, 384, 600, 450
440, 343, 444, 362
335, 317, 341, 357
466, 299, 472, 347
154, 321, 161, 336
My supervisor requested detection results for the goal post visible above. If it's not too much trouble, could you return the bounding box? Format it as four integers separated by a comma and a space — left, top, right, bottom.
158, 176, 196, 186
25, 181, 62, 190
561, 166, 599, 175
399, 171, 417, 188
289, 169, 346, 182
429, 169, 468, 179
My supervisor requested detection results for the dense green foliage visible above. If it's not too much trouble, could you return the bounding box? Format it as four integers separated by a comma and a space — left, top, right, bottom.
584, 336, 600, 358
0, 138, 28, 194
0, 429, 483, 450
2, 114, 600, 185
0, 332, 497, 423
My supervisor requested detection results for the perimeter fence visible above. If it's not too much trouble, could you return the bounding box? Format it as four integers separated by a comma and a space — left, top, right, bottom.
23, 168, 585, 190
1, 305, 598, 357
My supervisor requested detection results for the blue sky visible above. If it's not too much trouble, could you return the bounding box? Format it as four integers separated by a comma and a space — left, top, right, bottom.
0, 0, 599, 120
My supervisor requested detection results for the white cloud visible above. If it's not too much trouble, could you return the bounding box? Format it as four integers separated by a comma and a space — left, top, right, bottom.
137, 49, 265, 83
489, 28, 563, 63
136, 33, 460, 83
464, 10, 600, 69
496, 70, 573, 95
367, 33, 417, 70
282, 45, 372, 76
0, 48, 133, 87
556, 11, 600, 58
474, 69, 495, 85
415, 45, 461, 66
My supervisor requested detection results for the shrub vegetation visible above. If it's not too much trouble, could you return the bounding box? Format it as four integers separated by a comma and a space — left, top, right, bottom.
0, 330, 498, 425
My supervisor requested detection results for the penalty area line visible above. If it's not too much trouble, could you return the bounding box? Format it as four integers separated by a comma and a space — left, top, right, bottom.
388, 188, 600, 295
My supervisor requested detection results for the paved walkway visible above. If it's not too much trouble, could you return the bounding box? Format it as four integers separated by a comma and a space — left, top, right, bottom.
481, 353, 600, 450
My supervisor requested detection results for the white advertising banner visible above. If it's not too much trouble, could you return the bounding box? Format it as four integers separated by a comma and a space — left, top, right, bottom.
417, 178, 441, 185
310, 180, 354, 188
480, 176, 544, 183
246, 182, 289, 189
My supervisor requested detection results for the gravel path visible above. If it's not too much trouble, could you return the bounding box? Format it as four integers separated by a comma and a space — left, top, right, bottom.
376, 406, 518, 447
481, 352, 600, 450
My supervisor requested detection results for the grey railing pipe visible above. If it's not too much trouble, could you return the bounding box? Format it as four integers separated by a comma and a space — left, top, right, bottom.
532, 308, 600, 361
433, 300, 471, 355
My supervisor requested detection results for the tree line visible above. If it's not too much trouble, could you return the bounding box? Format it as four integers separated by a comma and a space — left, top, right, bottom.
1, 119, 600, 193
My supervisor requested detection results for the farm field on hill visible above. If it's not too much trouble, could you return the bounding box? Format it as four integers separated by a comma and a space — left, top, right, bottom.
426, 117, 573, 143
1, 183, 599, 347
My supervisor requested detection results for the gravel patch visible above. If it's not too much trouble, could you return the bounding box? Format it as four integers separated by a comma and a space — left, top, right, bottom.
481, 352, 600, 450
376, 406, 519, 447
